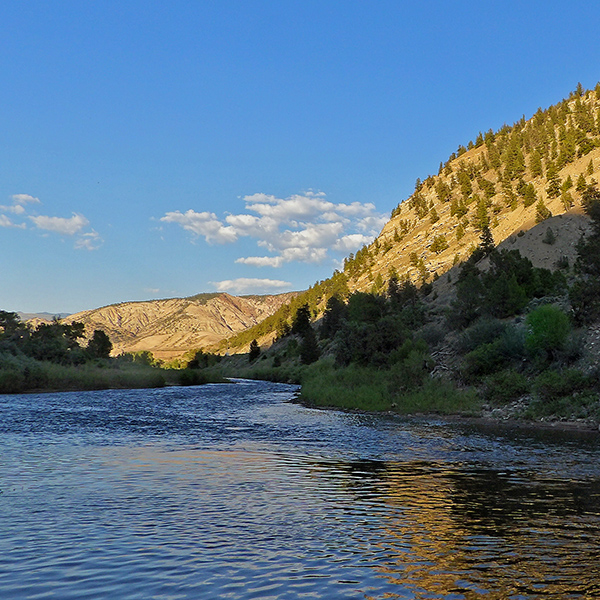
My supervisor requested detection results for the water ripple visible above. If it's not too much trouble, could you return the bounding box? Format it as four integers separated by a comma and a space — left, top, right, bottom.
1, 380, 599, 599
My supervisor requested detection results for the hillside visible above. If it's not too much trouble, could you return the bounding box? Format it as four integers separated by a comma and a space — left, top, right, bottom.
219, 83, 600, 353
63, 292, 298, 361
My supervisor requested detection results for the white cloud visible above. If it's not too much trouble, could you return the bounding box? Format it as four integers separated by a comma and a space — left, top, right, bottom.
357, 214, 389, 232
30, 213, 89, 235
211, 278, 292, 294
3, 194, 102, 249
74, 230, 103, 251
236, 256, 284, 267
160, 209, 238, 244
333, 233, 374, 252
12, 194, 41, 205
161, 191, 386, 269
0, 204, 26, 215
0, 214, 26, 229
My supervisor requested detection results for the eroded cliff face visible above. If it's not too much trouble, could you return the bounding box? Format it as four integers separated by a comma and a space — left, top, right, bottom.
63, 292, 298, 360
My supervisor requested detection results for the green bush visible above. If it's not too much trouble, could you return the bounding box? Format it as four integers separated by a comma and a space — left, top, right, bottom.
483, 369, 530, 405
533, 369, 590, 402
461, 325, 525, 381
525, 369, 600, 420
178, 368, 209, 386
525, 304, 571, 360
457, 317, 507, 353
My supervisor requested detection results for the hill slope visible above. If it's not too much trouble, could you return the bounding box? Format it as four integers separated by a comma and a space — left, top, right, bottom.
64, 292, 298, 361
219, 83, 600, 353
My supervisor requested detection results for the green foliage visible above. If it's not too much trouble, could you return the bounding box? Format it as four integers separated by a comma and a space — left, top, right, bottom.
570, 186, 600, 324
535, 199, 552, 223
542, 227, 556, 245
299, 326, 320, 365
291, 303, 312, 336
483, 369, 530, 405
461, 326, 525, 382
533, 368, 590, 402
320, 295, 346, 340
186, 349, 222, 369
430, 234, 449, 254
457, 317, 507, 353
248, 339, 261, 362
545, 161, 561, 198
525, 305, 570, 361
87, 329, 113, 359
525, 369, 600, 421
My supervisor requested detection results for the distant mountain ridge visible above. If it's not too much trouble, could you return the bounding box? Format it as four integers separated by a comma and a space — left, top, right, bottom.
18, 312, 71, 321
63, 292, 298, 361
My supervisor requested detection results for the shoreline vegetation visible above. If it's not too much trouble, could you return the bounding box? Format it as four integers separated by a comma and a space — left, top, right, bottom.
3, 188, 600, 433
3, 86, 600, 434
0, 319, 227, 395
192, 187, 600, 432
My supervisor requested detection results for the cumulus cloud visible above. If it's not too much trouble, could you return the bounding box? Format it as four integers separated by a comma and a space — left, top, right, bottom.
161, 209, 238, 244
74, 230, 103, 251
1, 194, 102, 250
236, 256, 284, 267
161, 191, 386, 268
0, 214, 26, 228
211, 278, 292, 294
30, 213, 89, 235
12, 194, 41, 205
333, 233, 374, 252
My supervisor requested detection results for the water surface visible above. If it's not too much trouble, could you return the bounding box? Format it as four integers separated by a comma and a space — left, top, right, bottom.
1, 380, 599, 599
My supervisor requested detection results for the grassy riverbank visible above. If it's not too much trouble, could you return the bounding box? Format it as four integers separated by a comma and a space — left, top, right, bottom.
0, 356, 227, 395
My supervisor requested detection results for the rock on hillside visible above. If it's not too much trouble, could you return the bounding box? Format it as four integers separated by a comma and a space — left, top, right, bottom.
64, 292, 298, 361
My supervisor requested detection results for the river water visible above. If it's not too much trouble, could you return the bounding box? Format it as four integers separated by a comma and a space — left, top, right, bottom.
1, 379, 599, 599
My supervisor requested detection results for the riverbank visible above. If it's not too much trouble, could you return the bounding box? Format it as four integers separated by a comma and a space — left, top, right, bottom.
0, 359, 227, 395
200, 354, 600, 433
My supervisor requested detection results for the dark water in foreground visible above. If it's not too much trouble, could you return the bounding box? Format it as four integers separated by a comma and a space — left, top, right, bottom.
1, 380, 599, 599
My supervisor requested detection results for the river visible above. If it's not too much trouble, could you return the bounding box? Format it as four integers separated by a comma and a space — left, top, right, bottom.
1, 379, 599, 599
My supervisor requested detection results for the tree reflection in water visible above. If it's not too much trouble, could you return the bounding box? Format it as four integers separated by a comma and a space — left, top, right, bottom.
319, 458, 600, 599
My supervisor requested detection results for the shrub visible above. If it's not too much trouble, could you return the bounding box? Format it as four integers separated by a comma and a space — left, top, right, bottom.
533, 369, 590, 402
525, 305, 571, 360
457, 317, 507, 353
461, 325, 525, 381
483, 369, 530, 405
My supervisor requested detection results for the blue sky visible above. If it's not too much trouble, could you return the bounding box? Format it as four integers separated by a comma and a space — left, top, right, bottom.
2, 1, 600, 314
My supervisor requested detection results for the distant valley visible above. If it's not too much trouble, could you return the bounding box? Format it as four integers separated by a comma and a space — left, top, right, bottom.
61, 292, 298, 361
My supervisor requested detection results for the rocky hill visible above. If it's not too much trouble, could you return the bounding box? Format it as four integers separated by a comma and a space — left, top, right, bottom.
63, 292, 298, 361
219, 84, 600, 353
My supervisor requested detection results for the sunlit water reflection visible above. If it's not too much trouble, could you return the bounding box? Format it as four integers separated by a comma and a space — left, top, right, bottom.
1, 380, 599, 599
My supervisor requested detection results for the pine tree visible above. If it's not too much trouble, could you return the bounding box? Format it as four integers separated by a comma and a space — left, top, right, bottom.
587, 158, 594, 175
529, 150, 544, 177
561, 190, 574, 210
300, 326, 320, 365
248, 339, 260, 362
479, 225, 495, 255
522, 184, 537, 208
576, 173, 587, 192
545, 161, 561, 198
535, 199, 552, 223
291, 304, 311, 336
430, 235, 449, 254
561, 174, 573, 191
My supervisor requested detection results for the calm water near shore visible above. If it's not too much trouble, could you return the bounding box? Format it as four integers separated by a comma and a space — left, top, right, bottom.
1, 379, 599, 599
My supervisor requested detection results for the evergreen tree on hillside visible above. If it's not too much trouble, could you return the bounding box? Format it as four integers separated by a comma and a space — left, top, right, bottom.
248, 339, 260, 362
570, 186, 600, 323
291, 304, 312, 336
545, 161, 561, 198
